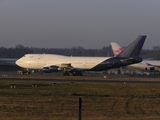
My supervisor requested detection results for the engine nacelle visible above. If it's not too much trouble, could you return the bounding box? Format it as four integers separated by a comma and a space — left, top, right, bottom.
43, 66, 61, 73
49, 66, 59, 72
43, 67, 52, 73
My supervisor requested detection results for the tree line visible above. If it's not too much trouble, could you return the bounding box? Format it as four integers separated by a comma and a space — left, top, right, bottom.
0, 44, 160, 60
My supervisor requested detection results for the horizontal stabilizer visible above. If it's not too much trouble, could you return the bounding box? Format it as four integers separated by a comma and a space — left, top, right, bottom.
120, 57, 142, 63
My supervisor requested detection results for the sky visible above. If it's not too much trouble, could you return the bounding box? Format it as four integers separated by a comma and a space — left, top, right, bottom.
0, 0, 160, 49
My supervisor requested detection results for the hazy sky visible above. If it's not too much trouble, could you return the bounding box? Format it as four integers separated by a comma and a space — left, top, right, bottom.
0, 0, 160, 49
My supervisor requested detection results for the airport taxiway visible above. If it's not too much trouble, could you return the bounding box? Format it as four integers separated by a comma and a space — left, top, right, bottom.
0, 73, 160, 84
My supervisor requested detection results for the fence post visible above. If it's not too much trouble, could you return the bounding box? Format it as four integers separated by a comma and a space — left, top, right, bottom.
79, 97, 82, 120
11, 84, 16, 89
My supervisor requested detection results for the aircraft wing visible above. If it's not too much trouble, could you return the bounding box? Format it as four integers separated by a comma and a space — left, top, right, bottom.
56, 63, 84, 71
59, 63, 74, 71
0, 58, 17, 65
143, 58, 154, 60
43, 63, 76, 73
145, 62, 160, 68
60, 63, 72, 68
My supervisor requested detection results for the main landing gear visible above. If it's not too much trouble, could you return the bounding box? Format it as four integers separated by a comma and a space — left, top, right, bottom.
63, 71, 70, 76
72, 71, 83, 76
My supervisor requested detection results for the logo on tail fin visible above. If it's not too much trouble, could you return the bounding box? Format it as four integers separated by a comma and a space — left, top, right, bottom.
115, 47, 124, 56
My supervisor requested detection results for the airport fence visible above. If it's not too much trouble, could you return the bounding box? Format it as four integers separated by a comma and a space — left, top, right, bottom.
1, 96, 160, 120
0, 81, 160, 120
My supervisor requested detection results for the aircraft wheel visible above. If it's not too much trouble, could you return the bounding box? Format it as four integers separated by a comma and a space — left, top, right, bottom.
72, 71, 83, 76
63, 72, 69, 76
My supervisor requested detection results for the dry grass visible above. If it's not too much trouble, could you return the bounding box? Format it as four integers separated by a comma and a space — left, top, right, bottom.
0, 80, 160, 119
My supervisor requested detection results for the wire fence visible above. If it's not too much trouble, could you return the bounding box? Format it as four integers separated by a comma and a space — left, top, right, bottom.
0, 81, 160, 120
0, 96, 160, 120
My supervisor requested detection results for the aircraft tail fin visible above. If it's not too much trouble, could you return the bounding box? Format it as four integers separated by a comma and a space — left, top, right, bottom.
110, 42, 124, 56
117, 35, 146, 57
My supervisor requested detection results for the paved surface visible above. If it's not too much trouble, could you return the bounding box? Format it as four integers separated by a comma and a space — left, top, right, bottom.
0, 72, 160, 84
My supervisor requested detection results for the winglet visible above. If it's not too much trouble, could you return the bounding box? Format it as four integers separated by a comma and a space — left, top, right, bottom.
117, 35, 146, 57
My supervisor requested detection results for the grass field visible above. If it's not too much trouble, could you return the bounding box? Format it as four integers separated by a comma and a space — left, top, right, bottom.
0, 80, 160, 120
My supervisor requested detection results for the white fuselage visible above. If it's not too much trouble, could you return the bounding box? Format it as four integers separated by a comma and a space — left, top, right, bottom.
16, 54, 111, 70
128, 60, 160, 71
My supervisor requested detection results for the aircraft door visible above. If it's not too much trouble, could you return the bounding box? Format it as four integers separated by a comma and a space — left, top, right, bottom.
38, 55, 42, 59
38, 55, 46, 66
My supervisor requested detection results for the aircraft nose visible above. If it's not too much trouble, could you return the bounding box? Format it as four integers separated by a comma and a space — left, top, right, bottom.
15, 59, 23, 66
15, 59, 20, 65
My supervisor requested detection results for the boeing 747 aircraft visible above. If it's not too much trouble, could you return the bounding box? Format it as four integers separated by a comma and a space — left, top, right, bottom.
0, 58, 17, 66
111, 39, 160, 72
16, 35, 146, 76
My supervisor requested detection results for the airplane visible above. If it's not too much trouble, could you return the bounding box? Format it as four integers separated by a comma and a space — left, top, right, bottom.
15, 35, 146, 76
0, 58, 17, 65
111, 39, 160, 72
0, 58, 22, 71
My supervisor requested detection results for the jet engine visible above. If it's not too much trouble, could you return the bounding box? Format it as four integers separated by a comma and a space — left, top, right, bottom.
42, 66, 60, 73
49, 65, 59, 72
42, 67, 52, 73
